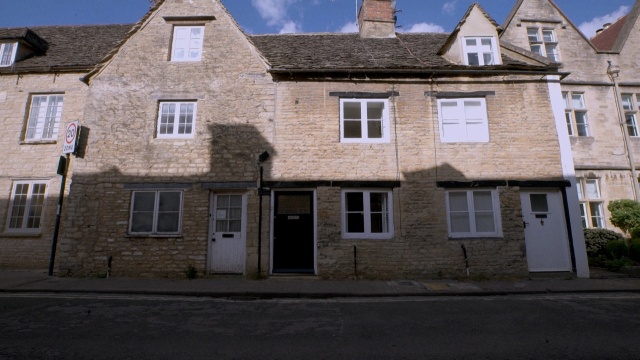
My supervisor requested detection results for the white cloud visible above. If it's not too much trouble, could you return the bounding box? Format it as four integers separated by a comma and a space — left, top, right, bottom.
279, 21, 302, 34
251, 0, 298, 26
338, 21, 358, 33
578, 5, 629, 38
402, 22, 445, 33
442, 1, 457, 15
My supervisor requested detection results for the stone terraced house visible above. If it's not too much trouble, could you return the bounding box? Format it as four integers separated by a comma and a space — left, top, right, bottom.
501, 0, 640, 233
3, 0, 593, 279
0, 24, 131, 269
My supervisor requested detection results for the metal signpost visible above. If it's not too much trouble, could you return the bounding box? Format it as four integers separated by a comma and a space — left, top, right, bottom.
48, 121, 79, 276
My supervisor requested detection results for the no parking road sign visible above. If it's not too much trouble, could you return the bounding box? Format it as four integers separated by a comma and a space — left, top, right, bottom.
62, 120, 79, 154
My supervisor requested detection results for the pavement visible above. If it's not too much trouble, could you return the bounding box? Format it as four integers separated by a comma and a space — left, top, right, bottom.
1, 268, 639, 299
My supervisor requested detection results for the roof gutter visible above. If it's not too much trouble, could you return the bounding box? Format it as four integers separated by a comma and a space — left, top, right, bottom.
268, 67, 569, 80
0, 66, 94, 75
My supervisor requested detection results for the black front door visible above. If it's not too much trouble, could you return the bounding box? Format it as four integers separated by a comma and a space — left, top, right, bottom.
273, 191, 315, 273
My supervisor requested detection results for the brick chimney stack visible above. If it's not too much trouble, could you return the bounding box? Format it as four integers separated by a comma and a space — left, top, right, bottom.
358, 0, 397, 38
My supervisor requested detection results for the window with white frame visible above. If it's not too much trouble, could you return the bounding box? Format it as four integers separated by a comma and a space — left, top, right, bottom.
6, 181, 47, 232
437, 98, 489, 143
171, 26, 204, 62
24, 94, 64, 141
621, 94, 639, 137
462, 37, 499, 66
157, 101, 197, 138
342, 190, 393, 239
562, 91, 589, 136
0, 42, 17, 66
129, 190, 183, 235
446, 189, 502, 238
340, 99, 390, 143
576, 178, 604, 228
527, 28, 559, 61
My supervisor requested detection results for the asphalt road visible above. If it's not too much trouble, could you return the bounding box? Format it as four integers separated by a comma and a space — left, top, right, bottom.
0, 293, 638, 359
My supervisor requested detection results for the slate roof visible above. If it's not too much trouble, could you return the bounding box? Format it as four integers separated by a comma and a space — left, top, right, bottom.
249, 33, 548, 73
0, 24, 132, 73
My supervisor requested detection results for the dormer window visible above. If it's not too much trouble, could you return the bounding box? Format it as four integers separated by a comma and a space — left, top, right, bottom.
0, 42, 17, 66
462, 37, 499, 66
527, 28, 559, 62
171, 26, 204, 62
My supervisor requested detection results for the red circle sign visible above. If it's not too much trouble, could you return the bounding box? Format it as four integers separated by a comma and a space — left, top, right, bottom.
65, 123, 77, 145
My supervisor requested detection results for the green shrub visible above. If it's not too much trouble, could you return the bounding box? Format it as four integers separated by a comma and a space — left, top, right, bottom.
583, 228, 625, 258
184, 265, 198, 280
608, 199, 640, 237
629, 240, 640, 263
606, 240, 629, 259
604, 258, 633, 271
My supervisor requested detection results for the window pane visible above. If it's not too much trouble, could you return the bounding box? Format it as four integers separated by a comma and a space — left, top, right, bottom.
530, 44, 543, 56
467, 53, 479, 66
530, 194, 549, 212
483, 53, 494, 65
1, 43, 15, 65
344, 120, 362, 138
450, 213, 470, 233
367, 121, 382, 138
370, 213, 384, 233
572, 94, 585, 109
370, 192, 385, 212
565, 112, 574, 136
343, 102, 361, 119
346, 192, 364, 212
367, 102, 383, 119
475, 212, 495, 232
131, 213, 154, 233
133, 192, 156, 211
626, 114, 638, 137
576, 180, 584, 199
585, 179, 600, 199
545, 44, 558, 61
9, 184, 29, 228
481, 38, 492, 47
465, 39, 477, 46
347, 213, 365, 233
562, 92, 570, 109
622, 94, 634, 110
473, 191, 493, 212
527, 28, 540, 42
542, 30, 555, 42
449, 192, 468, 211
157, 213, 180, 232
277, 195, 310, 215
575, 112, 588, 136
579, 203, 588, 228
590, 203, 604, 228
26, 183, 46, 229
158, 192, 181, 212
131, 192, 156, 233
216, 220, 229, 233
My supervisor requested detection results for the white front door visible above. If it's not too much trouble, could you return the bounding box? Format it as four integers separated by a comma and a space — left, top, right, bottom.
520, 190, 572, 272
209, 194, 246, 274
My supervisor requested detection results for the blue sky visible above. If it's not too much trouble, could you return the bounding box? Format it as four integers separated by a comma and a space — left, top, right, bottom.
0, 0, 634, 38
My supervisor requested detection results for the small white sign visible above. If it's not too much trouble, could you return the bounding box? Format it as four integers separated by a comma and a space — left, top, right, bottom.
62, 121, 79, 154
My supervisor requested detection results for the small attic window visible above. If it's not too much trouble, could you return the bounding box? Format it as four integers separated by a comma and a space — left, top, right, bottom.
0, 42, 17, 66
462, 37, 500, 66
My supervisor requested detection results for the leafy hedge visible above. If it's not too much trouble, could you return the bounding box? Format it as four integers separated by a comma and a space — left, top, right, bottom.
583, 228, 625, 258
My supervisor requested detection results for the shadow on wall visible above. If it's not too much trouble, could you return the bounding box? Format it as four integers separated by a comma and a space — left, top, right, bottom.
51, 122, 276, 276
